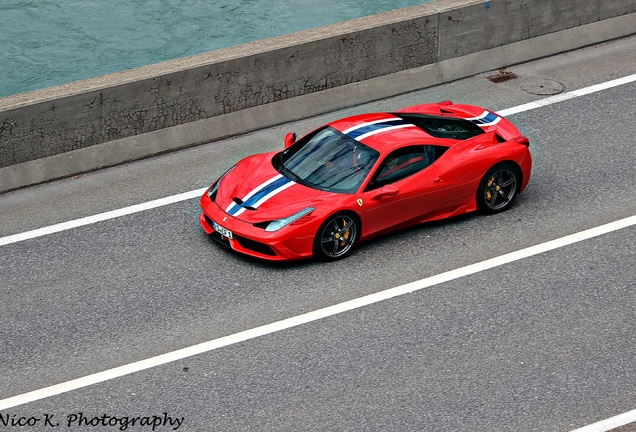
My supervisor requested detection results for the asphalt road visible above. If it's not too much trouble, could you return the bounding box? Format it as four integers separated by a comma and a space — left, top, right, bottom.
1, 36, 635, 431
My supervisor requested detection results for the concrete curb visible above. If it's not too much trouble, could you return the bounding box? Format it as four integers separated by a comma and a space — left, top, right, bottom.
1, 7, 634, 193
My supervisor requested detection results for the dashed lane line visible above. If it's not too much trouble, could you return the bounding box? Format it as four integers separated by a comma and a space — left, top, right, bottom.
1, 73, 635, 248
1, 74, 636, 431
0, 215, 634, 415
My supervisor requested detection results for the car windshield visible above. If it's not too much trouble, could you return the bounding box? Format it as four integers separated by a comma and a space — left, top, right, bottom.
274, 127, 380, 193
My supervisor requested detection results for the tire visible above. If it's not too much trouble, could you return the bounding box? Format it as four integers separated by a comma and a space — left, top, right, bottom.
476, 163, 520, 214
313, 213, 359, 261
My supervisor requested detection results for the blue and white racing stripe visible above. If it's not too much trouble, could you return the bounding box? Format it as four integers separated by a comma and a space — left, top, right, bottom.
225, 174, 296, 217
343, 117, 413, 141
467, 110, 502, 127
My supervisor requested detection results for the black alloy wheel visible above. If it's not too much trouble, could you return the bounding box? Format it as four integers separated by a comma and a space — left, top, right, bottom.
477, 163, 520, 213
314, 214, 358, 260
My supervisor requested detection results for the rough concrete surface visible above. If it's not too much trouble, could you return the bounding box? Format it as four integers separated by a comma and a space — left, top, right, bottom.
0, 0, 635, 192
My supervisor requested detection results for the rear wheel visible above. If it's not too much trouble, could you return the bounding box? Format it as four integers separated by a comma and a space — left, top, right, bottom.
313, 213, 358, 261
477, 163, 520, 213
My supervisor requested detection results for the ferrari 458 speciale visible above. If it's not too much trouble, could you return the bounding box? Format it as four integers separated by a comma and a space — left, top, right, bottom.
199, 101, 531, 261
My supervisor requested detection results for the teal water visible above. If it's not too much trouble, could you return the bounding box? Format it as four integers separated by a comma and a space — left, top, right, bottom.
0, 0, 430, 98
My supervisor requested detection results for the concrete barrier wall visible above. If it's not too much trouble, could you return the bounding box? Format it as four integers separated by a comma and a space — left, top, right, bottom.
1, 0, 635, 192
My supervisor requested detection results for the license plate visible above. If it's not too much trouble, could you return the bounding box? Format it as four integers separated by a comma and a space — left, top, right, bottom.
212, 221, 233, 239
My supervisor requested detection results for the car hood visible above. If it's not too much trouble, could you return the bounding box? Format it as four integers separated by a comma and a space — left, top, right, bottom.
215, 152, 331, 223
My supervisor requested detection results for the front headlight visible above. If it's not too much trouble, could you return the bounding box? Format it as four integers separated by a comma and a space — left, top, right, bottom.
207, 165, 236, 199
265, 207, 315, 232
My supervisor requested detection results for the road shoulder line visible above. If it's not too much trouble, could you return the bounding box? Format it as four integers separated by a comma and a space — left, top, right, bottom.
1, 215, 634, 413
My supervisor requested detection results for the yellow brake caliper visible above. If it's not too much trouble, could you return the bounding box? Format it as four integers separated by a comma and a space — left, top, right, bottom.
334, 219, 349, 247
485, 176, 494, 201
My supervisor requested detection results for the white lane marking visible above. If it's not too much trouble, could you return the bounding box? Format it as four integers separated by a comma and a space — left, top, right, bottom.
569, 409, 636, 432
0, 215, 634, 410
0, 188, 208, 247
0, 73, 635, 248
497, 74, 636, 116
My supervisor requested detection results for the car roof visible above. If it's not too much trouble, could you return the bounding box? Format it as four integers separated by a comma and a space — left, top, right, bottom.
328, 102, 501, 154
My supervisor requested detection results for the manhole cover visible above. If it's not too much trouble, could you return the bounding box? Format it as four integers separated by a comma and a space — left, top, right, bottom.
520, 78, 565, 95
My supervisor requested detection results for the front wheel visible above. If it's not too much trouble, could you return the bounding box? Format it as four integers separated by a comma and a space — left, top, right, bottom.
313, 213, 359, 261
476, 164, 520, 213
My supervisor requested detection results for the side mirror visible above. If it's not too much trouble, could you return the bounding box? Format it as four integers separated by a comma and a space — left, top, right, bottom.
372, 184, 399, 200
284, 132, 297, 149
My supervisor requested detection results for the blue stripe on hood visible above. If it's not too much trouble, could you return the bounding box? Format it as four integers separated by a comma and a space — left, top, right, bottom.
227, 175, 292, 216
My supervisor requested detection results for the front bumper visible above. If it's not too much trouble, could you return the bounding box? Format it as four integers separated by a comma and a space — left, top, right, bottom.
199, 195, 315, 261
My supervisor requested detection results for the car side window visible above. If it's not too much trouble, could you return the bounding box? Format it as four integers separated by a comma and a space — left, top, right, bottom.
366, 145, 440, 190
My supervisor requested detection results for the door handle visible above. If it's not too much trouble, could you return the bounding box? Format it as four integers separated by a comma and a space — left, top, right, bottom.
433, 177, 442, 183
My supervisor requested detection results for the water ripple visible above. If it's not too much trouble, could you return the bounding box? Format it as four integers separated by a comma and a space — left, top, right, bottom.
0, 0, 429, 97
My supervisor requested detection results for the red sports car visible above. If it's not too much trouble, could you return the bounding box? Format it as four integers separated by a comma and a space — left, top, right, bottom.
199, 101, 531, 261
